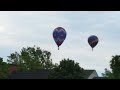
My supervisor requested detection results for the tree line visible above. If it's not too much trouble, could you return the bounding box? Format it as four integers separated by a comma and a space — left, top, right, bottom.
0, 45, 119, 79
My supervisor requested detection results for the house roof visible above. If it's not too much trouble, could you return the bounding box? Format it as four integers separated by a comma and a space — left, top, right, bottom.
93, 77, 108, 79
83, 70, 97, 79
9, 69, 98, 79
9, 69, 50, 79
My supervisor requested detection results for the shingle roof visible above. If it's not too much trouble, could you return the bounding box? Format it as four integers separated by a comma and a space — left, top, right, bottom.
9, 69, 49, 79
93, 77, 108, 79
83, 70, 96, 79
9, 69, 97, 79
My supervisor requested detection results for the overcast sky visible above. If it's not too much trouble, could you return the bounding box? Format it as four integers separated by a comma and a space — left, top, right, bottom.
0, 11, 120, 76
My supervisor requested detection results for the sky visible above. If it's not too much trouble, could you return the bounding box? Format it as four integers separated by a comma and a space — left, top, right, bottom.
0, 11, 120, 76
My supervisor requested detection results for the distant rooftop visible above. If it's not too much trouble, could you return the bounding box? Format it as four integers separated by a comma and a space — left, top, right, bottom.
84, 70, 97, 79
9, 69, 50, 79
93, 77, 108, 79
9, 69, 98, 79
83, 69, 99, 79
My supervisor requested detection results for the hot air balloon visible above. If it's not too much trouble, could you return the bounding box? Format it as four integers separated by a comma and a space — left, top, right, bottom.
53, 27, 67, 50
88, 35, 99, 51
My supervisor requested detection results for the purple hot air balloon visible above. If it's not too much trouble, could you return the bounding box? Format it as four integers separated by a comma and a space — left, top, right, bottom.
53, 27, 67, 50
88, 35, 99, 51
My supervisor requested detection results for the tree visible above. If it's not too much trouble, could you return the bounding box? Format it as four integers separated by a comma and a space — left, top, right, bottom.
7, 46, 54, 71
110, 55, 120, 79
102, 55, 120, 79
0, 57, 10, 79
49, 58, 84, 79
102, 68, 114, 79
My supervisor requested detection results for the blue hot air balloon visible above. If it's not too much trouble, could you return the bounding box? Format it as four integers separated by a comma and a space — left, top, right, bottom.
88, 35, 99, 51
53, 27, 67, 50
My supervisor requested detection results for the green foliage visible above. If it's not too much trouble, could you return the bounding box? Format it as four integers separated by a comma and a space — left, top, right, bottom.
102, 55, 120, 79
110, 55, 120, 79
49, 58, 84, 79
102, 68, 114, 79
7, 46, 54, 71
0, 57, 10, 79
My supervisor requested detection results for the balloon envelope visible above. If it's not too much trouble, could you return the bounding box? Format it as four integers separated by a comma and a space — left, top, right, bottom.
53, 27, 67, 49
88, 35, 99, 49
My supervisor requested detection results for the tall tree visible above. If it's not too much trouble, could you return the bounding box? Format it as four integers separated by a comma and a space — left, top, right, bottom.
49, 58, 84, 79
110, 55, 120, 79
102, 55, 120, 79
7, 46, 54, 71
0, 57, 10, 79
